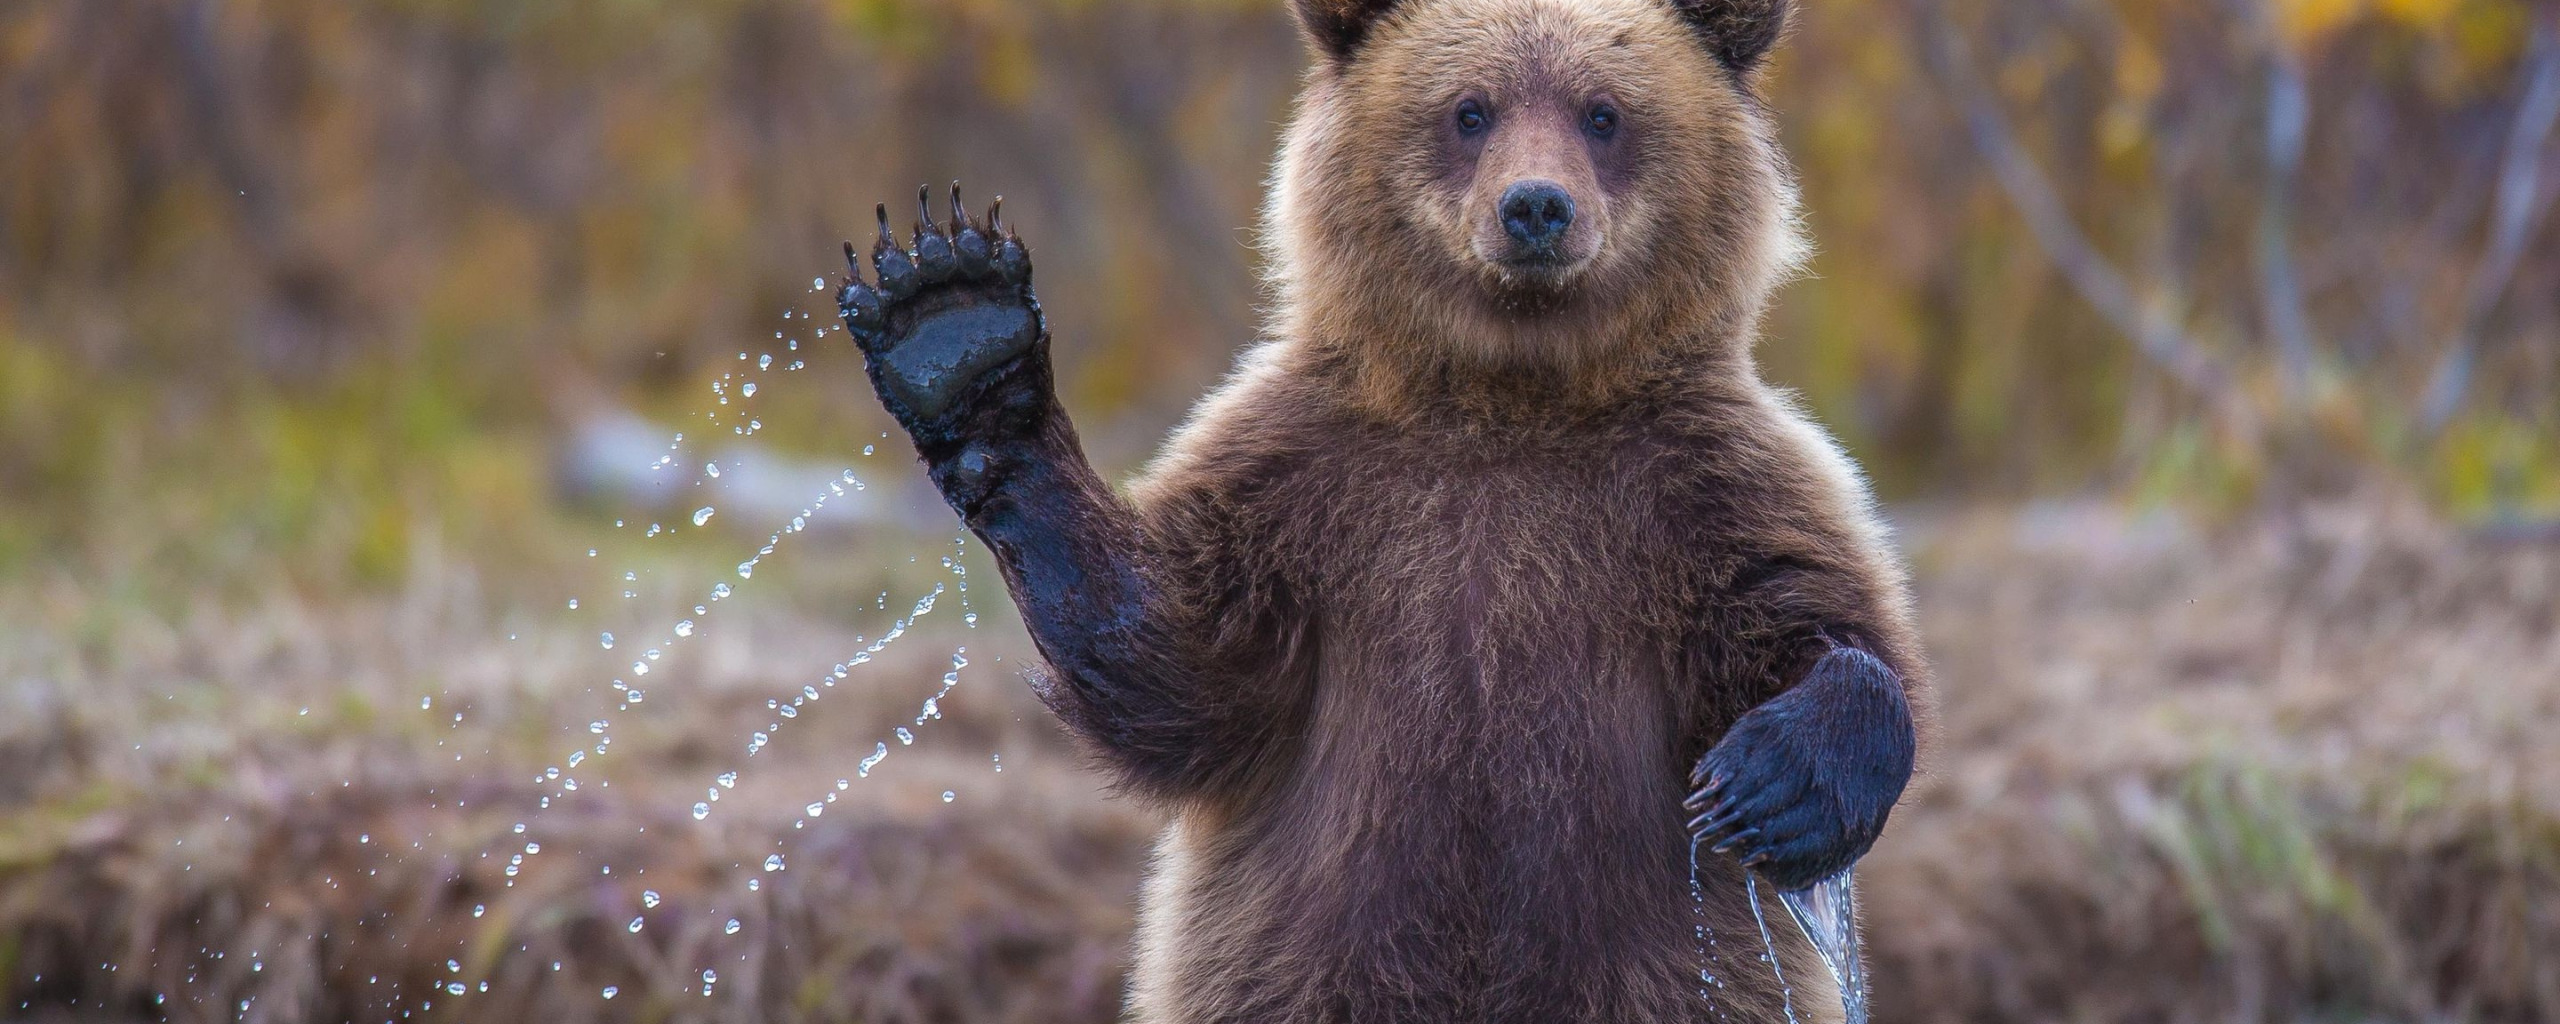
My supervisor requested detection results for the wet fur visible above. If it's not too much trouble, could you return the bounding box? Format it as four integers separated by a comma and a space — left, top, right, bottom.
838, 0, 1927, 1021
1109, 338, 1921, 1023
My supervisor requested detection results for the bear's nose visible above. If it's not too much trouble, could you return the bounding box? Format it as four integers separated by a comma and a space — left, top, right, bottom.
1499, 181, 1576, 251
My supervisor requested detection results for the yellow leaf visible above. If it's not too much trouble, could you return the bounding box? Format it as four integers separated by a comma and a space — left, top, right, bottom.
2276, 0, 2366, 50
2116, 37, 2165, 104
2376, 0, 2461, 30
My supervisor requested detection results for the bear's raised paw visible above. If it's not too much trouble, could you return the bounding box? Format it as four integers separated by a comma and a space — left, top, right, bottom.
838, 183, 1046, 443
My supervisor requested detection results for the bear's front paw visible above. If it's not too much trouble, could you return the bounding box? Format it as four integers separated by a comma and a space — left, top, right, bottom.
1683, 648, 1914, 891
838, 183, 1047, 451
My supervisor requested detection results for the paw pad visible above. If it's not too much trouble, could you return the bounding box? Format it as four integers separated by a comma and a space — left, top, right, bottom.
837, 182, 1043, 423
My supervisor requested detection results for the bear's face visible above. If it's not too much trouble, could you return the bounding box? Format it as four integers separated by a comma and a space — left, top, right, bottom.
1273, 0, 1805, 383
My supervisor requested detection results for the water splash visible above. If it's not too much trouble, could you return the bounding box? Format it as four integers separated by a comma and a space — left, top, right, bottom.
1686, 837, 1731, 1020
1744, 873, 1801, 1024
1777, 870, 1867, 1024
382, 288, 989, 1020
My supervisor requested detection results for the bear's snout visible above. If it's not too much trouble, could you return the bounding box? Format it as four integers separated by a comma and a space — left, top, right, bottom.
1499, 180, 1577, 256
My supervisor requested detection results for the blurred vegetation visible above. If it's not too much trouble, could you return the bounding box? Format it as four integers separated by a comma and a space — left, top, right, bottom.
3, 0, 2557, 594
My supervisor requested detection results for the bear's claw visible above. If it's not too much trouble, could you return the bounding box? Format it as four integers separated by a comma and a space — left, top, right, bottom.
838, 182, 1046, 432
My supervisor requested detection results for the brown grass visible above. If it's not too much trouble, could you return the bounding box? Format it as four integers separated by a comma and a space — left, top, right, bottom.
1868, 498, 2560, 1023
2, 500, 2555, 1023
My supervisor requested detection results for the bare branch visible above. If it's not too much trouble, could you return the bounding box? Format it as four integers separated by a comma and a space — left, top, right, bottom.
2415, 17, 2560, 435
2238, 0, 2318, 405
1923, 13, 2252, 433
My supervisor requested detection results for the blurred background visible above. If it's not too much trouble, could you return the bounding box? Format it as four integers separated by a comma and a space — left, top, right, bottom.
1, 0, 2555, 1022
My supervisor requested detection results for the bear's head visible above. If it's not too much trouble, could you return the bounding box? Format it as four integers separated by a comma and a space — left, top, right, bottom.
1268, 0, 1807, 392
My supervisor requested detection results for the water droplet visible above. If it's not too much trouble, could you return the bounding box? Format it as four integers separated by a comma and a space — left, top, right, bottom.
741, 382, 758, 397
705, 461, 721, 478
473, 904, 486, 918
524, 841, 541, 855
758, 354, 773, 370
763, 854, 784, 872
693, 506, 716, 527
589, 720, 609, 734
895, 727, 914, 746
643, 890, 661, 908
716, 771, 738, 789
628, 916, 645, 933
712, 583, 732, 600
600, 632, 615, 650
941, 790, 955, 803
857, 742, 887, 777
602, 986, 619, 999
692, 802, 710, 820
675, 619, 695, 637
724, 918, 742, 935
567, 598, 579, 609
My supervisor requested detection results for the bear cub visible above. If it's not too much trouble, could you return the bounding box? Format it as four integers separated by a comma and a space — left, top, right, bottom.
837, 1, 1925, 1021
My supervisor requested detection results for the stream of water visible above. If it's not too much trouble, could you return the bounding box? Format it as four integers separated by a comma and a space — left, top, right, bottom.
1695, 833, 1869, 1024
1777, 869, 1868, 1024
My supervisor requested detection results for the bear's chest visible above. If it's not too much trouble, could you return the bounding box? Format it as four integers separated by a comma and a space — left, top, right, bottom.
1290, 430, 1706, 666
1266, 433, 1701, 838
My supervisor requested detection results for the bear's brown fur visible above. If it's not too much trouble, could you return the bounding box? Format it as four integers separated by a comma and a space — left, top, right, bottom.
1119, 2, 1925, 1019
835, 0, 1929, 1020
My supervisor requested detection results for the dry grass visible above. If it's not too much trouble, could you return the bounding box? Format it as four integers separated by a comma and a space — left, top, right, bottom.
2, 499, 2555, 1023
1868, 498, 2560, 1023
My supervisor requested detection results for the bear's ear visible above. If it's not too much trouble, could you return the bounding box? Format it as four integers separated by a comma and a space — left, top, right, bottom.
1292, 0, 1405, 64
1667, 0, 1793, 72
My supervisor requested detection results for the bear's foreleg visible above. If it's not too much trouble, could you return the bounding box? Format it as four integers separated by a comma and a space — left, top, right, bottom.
838, 185, 1283, 799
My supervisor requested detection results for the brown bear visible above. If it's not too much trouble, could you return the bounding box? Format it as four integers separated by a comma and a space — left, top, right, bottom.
834, 0, 1927, 1021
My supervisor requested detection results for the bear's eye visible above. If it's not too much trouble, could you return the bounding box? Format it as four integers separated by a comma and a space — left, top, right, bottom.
1455, 100, 1489, 136
1586, 104, 1619, 137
